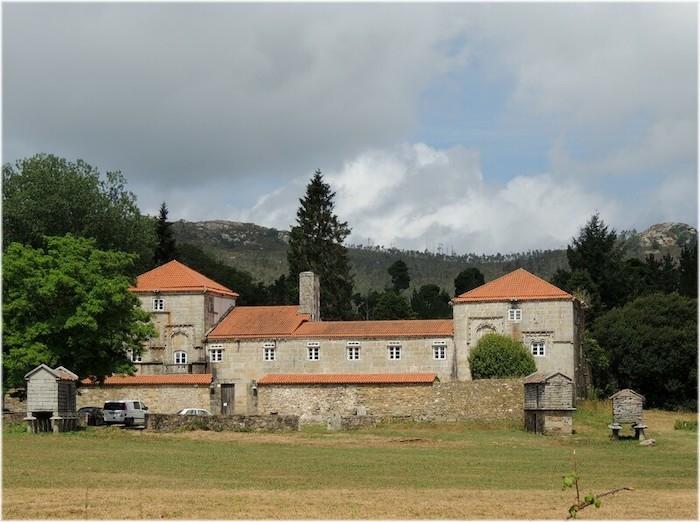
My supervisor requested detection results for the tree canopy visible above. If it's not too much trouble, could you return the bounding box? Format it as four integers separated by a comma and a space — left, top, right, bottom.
287, 170, 354, 320
2, 235, 155, 389
411, 284, 451, 319
2, 154, 155, 273
387, 260, 410, 292
468, 333, 536, 379
454, 267, 485, 296
591, 293, 697, 409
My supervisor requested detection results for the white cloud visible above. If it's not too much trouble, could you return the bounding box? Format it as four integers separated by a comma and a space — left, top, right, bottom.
245, 143, 618, 254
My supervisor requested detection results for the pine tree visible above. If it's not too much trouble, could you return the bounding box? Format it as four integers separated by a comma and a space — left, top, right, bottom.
153, 201, 177, 266
287, 170, 354, 320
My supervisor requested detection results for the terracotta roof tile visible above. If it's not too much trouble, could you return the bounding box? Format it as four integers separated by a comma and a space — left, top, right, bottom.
257, 373, 438, 385
453, 268, 572, 303
293, 319, 453, 339
208, 306, 309, 339
81, 374, 213, 385
130, 260, 238, 298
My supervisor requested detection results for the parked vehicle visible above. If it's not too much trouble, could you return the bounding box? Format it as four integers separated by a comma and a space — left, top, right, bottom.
77, 406, 104, 426
103, 400, 148, 426
177, 408, 212, 416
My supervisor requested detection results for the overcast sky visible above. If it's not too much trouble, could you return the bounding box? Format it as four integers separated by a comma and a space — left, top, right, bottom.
3, 3, 697, 254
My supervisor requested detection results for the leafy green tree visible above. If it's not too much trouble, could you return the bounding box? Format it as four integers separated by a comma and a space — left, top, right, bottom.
581, 333, 612, 397
2, 235, 155, 389
679, 242, 697, 298
468, 333, 536, 379
387, 259, 410, 292
591, 293, 697, 409
2, 154, 155, 273
411, 284, 451, 319
454, 267, 485, 296
287, 170, 354, 320
372, 291, 413, 320
153, 202, 177, 267
352, 290, 382, 320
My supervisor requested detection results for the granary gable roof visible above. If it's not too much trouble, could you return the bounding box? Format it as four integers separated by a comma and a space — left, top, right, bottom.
129, 260, 238, 298
523, 371, 573, 384
207, 306, 310, 340
257, 373, 438, 385
452, 268, 572, 303
24, 364, 78, 382
609, 388, 645, 401
81, 374, 213, 385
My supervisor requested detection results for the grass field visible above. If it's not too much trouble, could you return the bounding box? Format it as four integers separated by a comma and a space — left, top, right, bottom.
2, 401, 697, 519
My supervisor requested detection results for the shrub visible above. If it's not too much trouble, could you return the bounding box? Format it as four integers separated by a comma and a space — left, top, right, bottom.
674, 419, 697, 431
469, 333, 537, 379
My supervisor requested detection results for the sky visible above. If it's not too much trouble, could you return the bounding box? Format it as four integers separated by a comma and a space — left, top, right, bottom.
3, 3, 698, 254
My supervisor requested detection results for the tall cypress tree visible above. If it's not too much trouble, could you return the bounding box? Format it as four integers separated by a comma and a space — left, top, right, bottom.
153, 201, 177, 267
288, 170, 354, 320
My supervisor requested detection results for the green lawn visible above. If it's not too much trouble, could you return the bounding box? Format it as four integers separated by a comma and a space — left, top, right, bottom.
2, 403, 697, 519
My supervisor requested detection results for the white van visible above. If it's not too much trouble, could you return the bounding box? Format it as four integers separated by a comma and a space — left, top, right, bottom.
103, 399, 148, 426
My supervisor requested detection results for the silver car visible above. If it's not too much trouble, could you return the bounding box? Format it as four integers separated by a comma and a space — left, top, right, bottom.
103, 400, 148, 426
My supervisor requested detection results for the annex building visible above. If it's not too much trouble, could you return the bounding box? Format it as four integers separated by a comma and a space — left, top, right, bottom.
78, 260, 586, 416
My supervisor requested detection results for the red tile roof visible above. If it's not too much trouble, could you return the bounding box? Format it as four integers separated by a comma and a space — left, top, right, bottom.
130, 260, 238, 298
452, 268, 572, 303
81, 374, 213, 385
257, 373, 438, 385
293, 319, 453, 339
208, 306, 310, 339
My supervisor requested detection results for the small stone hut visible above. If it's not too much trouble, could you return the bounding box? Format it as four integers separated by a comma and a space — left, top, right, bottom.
609, 389, 646, 439
24, 364, 79, 433
523, 372, 575, 435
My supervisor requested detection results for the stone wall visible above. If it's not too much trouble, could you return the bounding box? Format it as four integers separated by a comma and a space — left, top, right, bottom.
77, 384, 212, 414
145, 413, 299, 432
258, 378, 524, 423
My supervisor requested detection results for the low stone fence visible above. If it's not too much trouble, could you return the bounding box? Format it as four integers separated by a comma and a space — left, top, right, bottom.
145, 413, 299, 432
258, 378, 524, 425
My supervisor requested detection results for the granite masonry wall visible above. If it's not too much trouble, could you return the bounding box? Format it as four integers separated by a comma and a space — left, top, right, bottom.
257, 378, 524, 424
76, 384, 212, 413
145, 413, 299, 432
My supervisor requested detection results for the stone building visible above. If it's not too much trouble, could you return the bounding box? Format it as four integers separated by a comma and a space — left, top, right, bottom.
24, 364, 79, 433
79, 262, 583, 415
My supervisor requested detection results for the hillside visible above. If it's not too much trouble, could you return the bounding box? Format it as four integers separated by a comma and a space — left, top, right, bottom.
172, 220, 696, 294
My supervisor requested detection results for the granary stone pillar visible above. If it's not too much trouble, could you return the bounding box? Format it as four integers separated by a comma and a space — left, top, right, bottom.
299, 272, 320, 321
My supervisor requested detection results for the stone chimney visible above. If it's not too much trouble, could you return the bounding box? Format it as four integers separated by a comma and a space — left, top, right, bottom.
299, 271, 320, 321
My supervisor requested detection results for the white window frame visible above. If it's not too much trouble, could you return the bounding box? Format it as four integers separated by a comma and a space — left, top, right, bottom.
209, 345, 224, 363
387, 341, 402, 360
174, 351, 187, 364
432, 341, 447, 360
508, 308, 522, 322
307, 341, 320, 361
346, 341, 361, 361
531, 340, 546, 357
152, 298, 165, 311
263, 342, 276, 362
130, 350, 143, 363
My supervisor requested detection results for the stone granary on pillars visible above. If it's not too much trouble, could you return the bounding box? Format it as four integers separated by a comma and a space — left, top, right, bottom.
523, 371, 576, 435
24, 364, 79, 433
609, 389, 647, 440
77, 261, 585, 416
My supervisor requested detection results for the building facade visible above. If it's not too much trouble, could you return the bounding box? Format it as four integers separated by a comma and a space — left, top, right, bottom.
112, 261, 583, 414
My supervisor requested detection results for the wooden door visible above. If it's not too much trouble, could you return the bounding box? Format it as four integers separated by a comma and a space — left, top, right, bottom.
221, 384, 234, 415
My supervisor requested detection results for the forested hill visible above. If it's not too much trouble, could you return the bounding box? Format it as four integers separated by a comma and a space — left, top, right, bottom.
172, 220, 696, 294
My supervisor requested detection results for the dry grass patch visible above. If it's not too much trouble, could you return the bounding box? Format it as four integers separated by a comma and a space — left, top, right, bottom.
3, 487, 696, 519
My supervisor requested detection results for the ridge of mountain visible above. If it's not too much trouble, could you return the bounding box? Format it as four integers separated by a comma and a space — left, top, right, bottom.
172, 220, 696, 293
